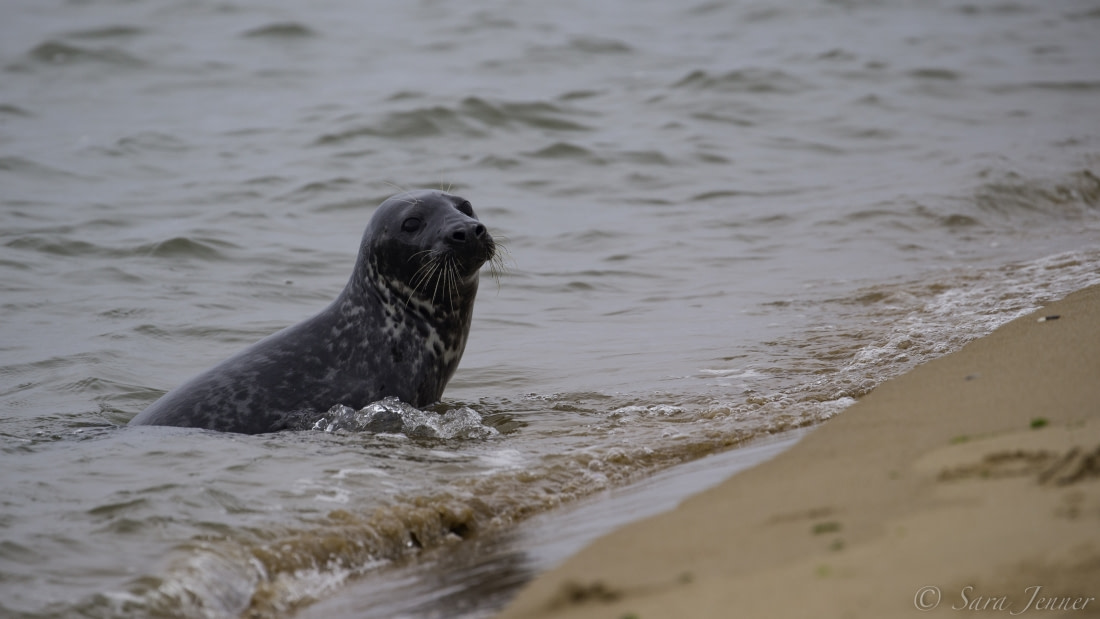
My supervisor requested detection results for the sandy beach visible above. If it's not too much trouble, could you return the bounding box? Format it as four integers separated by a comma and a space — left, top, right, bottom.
497, 284, 1100, 619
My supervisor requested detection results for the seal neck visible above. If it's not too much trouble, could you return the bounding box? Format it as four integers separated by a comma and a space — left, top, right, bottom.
347, 259, 478, 327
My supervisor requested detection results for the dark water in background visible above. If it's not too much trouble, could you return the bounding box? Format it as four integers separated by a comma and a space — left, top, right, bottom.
1, 0, 1098, 617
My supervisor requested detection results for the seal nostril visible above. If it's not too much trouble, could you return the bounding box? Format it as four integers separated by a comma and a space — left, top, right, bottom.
449, 223, 483, 244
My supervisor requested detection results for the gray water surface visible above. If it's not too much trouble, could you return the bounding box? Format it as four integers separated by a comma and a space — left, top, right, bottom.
2, 0, 1099, 617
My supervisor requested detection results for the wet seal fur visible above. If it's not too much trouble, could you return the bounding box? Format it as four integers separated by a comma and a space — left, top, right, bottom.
129, 190, 496, 434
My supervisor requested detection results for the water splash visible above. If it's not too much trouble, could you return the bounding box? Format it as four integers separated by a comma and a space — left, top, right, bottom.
312, 397, 500, 440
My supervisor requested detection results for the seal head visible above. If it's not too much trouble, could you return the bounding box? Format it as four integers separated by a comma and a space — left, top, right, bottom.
128, 190, 494, 434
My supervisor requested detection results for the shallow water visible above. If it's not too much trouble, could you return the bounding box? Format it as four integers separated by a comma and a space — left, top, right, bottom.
1, 0, 1099, 617
297, 431, 804, 619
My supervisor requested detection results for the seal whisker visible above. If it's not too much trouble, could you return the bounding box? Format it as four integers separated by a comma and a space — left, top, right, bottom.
440, 254, 455, 312
445, 254, 459, 313
407, 255, 431, 285
408, 249, 435, 267
483, 236, 510, 291
429, 254, 447, 308
408, 259, 435, 294
408, 250, 440, 306
383, 180, 418, 207
407, 251, 442, 308
409, 261, 435, 288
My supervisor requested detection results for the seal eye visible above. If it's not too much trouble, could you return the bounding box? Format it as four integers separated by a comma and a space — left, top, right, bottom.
402, 217, 422, 234
456, 201, 474, 217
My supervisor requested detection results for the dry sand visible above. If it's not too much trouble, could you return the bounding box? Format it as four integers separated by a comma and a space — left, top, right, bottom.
497, 285, 1100, 619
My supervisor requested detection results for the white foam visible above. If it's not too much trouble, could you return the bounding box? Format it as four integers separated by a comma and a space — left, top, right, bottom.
313, 397, 500, 440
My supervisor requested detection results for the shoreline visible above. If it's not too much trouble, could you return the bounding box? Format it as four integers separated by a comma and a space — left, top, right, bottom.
496, 284, 1100, 618
296, 427, 804, 619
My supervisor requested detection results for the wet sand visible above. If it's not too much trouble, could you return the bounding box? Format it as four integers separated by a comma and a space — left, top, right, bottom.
497, 284, 1100, 618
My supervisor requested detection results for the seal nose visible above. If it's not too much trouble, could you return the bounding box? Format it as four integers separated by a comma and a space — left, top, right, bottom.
449, 221, 486, 245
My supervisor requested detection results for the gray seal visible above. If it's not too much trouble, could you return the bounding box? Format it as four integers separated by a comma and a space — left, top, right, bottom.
129, 189, 496, 434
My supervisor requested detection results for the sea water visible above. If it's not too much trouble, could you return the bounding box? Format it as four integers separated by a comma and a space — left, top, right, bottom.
1, 0, 1098, 617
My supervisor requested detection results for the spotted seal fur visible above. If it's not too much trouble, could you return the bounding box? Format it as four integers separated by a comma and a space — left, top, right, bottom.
129, 189, 496, 434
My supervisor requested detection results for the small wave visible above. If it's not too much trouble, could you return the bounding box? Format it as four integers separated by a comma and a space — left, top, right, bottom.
63, 25, 144, 40
314, 97, 591, 145
841, 169, 1100, 235
938, 213, 981, 228
566, 35, 633, 55
5, 236, 113, 258
242, 22, 318, 39
559, 89, 603, 101
139, 237, 236, 260
0, 156, 90, 180
311, 398, 500, 440
518, 36, 634, 65
955, 3, 1035, 15
970, 169, 1100, 220
756, 248, 1100, 407
279, 177, 357, 203
672, 68, 809, 94
81, 132, 192, 158
1069, 7, 1100, 19
24, 40, 145, 67
315, 106, 484, 143
0, 103, 32, 117
908, 67, 962, 81
690, 110, 755, 127
989, 80, 1100, 94
523, 141, 604, 163
617, 149, 673, 165
115, 131, 191, 153
476, 155, 523, 169
460, 97, 592, 131
689, 189, 757, 202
